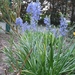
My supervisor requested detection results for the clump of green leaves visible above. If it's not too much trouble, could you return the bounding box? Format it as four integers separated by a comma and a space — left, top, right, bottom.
22, 13, 30, 23
4, 31, 75, 75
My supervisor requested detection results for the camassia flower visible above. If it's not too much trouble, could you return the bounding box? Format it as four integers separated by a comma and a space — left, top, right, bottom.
15, 1, 41, 33
59, 17, 68, 36
44, 15, 51, 30
30, 16, 37, 31
15, 17, 23, 26
22, 21, 30, 32
26, 1, 41, 21
44, 16, 50, 25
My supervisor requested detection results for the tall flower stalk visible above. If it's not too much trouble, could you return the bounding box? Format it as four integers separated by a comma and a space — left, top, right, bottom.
30, 16, 38, 31
59, 16, 68, 36
44, 15, 51, 30
26, 1, 41, 29
26, 1, 41, 21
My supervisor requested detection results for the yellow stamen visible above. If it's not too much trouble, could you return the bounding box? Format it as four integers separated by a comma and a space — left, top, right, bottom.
73, 32, 75, 36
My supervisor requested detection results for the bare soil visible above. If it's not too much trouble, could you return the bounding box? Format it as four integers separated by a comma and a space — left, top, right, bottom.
0, 33, 18, 75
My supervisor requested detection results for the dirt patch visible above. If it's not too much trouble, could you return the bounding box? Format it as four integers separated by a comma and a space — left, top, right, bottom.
0, 33, 18, 75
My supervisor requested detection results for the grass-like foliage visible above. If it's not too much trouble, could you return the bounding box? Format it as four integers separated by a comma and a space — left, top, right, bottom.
4, 31, 75, 75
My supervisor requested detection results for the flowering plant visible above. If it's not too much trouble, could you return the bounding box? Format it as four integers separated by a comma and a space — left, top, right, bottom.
44, 15, 68, 37
15, 1, 42, 32
26, 1, 41, 21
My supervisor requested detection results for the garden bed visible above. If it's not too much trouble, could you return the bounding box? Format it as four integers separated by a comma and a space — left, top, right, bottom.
0, 33, 18, 75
